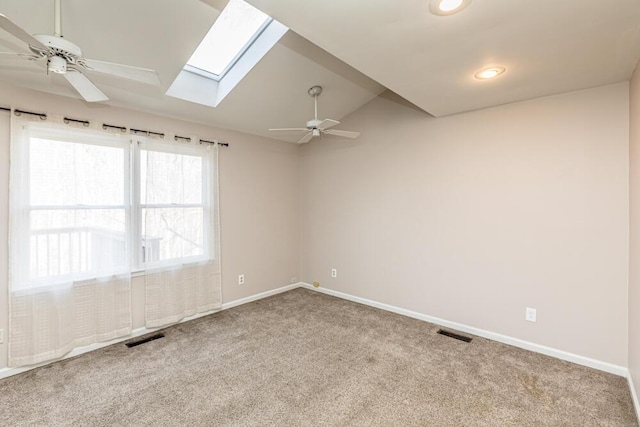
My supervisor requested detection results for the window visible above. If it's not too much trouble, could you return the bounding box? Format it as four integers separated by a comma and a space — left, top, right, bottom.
138, 142, 212, 267
166, 0, 287, 107
186, 0, 272, 80
26, 127, 130, 285
17, 123, 214, 287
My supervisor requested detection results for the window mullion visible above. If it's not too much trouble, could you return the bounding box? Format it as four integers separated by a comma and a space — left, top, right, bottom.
204, 150, 212, 260
123, 138, 132, 272
131, 139, 142, 270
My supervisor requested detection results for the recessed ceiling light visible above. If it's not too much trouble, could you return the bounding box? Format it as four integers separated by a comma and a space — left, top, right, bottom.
474, 67, 506, 80
439, 0, 463, 12
429, 0, 471, 16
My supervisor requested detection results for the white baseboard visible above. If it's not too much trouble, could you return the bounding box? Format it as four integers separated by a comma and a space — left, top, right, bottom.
0, 282, 302, 380
221, 282, 301, 310
629, 372, 640, 420
0, 282, 629, 381
299, 283, 628, 377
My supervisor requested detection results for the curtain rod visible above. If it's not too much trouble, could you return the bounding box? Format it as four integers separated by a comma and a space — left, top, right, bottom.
131, 128, 165, 138
202, 139, 229, 147
4, 106, 230, 147
14, 109, 47, 120
102, 123, 127, 133
174, 134, 229, 147
64, 117, 89, 127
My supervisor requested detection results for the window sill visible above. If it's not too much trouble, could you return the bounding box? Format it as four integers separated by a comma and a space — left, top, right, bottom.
131, 270, 146, 278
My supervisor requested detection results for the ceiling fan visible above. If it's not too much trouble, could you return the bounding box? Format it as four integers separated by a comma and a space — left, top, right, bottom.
0, 0, 160, 102
269, 85, 360, 144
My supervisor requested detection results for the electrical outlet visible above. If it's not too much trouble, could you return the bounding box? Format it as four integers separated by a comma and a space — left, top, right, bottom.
331, 268, 337, 278
238, 274, 245, 285
526, 307, 537, 322
0, 329, 4, 344
290, 277, 297, 283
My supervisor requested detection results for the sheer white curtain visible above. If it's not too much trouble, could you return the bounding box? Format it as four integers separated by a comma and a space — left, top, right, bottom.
8, 115, 132, 367
140, 138, 221, 328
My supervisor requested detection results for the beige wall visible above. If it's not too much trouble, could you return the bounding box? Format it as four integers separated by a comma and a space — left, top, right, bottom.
630, 63, 640, 397
0, 80, 632, 371
0, 84, 300, 368
300, 83, 630, 366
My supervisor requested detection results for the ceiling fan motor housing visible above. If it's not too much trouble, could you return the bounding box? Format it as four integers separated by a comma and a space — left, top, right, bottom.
306, 119, 323, 129
31, 34, 82, 60
308, 85, 322, 97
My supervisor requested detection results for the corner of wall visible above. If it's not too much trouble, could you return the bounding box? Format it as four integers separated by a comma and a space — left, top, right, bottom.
629, 58, 640, 418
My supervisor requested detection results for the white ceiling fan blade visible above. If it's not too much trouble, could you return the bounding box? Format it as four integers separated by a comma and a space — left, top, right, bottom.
269, 127, 310, 133
318, 119, 340, 130
0, 52, 43, 60
323, 129, 360, 139
0, 14, 51, 53
80, 59, 160, 85
63, 70, 109, 102
0, 52, 44, 70
297, 132, 314, 144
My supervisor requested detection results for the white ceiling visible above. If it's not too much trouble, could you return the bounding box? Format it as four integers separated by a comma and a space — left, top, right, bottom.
0, 0, 384, 142
0, 0, 639, 141
247, 0, 640, 117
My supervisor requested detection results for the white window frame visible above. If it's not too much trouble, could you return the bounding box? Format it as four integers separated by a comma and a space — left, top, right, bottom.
185, 16, 273, 82
131, 138, 213, 270
24, 126, 131, 287
19, 125, 214, 286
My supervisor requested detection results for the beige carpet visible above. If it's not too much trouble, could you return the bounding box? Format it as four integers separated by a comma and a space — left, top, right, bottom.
0, 288, 637, 426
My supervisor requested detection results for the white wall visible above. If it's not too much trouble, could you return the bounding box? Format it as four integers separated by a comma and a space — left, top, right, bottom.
629, 62, 640, 399
0, 83, 300, 368
300, 83, 630, 366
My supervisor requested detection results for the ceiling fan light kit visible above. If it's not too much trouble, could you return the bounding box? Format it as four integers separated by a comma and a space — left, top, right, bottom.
0, 0, 160, 102
47, 55, 66, 74
268, 85, 360, 144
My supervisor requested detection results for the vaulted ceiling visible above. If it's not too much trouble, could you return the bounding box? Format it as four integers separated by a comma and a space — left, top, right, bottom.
247, 0, 640, 117
0, 0, 639, 142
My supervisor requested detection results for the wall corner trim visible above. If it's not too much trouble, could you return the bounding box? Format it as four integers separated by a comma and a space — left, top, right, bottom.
299, 283, 628, 377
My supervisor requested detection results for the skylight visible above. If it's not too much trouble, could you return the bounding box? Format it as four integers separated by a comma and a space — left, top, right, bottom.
167, 0, 287, 107
187, 0, 272, 79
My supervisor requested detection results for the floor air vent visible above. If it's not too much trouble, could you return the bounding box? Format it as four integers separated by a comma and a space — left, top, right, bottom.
437, 329, 472, 343
126, 333, 165, 348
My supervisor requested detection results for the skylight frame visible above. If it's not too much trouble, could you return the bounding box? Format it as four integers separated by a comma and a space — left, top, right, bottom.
185, 1, 274, 82
167, 2, 289, 108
